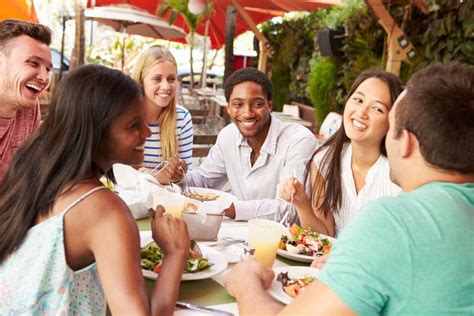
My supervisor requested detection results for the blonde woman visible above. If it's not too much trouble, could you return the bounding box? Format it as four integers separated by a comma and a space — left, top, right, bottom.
132, 46, 193, 184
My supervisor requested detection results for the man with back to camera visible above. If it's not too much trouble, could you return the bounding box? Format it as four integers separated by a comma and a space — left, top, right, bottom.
224, 62, 474, 315
0, 19, 52, 181
185, 67, 317, 223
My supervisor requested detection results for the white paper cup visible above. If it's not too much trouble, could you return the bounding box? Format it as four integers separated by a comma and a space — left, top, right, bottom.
248, 219, 285, 269
152, 192, 185, 218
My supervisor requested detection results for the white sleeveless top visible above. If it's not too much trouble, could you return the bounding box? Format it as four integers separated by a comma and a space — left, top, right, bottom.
314, 143, 401, 236
0, 186, 108, 315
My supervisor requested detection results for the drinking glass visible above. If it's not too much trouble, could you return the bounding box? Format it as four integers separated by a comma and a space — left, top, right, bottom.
152, 193, 184, 218
248, 219, 285, 269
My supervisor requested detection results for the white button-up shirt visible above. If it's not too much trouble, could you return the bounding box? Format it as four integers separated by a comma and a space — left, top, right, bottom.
187, 115, 317, 223
314, 143, 402, 236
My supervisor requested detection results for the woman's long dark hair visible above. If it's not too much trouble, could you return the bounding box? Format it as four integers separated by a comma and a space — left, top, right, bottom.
0, 65, 141, 261
305, 70, 403, 218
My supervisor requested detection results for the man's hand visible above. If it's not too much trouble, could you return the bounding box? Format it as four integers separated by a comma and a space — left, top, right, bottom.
150, 205, 190, 258
223, 203, 236, 219
224, 257, 274, 298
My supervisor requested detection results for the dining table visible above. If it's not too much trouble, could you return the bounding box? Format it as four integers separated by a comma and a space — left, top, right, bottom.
136, 216, 309, 315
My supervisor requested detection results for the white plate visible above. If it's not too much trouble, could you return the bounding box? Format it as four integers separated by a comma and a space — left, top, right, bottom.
218, 244, 244, 263
140, 231, 228, 281
268, 266, 320, 305
185, 187, 237, 205
277, 233, 335, 263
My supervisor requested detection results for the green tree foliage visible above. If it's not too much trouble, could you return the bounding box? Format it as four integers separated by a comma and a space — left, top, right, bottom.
158, 0, 213, 94
262, 0, 472, 124
307, 57, 338, 123
405, 0, 474, 71
262, 13, 319, 111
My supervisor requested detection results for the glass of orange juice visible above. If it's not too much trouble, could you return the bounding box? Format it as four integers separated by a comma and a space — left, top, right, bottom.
248, 219, 285, 269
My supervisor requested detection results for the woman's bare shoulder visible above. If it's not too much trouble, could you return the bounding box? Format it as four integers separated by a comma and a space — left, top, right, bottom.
62, 184, 135, 232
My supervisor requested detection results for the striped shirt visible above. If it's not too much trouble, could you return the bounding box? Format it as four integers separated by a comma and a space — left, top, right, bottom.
314, 143, 401, 236
143, 105, 193, 168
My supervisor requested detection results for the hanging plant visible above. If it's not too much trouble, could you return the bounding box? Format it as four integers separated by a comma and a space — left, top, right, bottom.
307, 56, 338, 124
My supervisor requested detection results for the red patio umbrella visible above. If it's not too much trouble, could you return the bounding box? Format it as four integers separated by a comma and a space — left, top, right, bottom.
87, 0, 339, 49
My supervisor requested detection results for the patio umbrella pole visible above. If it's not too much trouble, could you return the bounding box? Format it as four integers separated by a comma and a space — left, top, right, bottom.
59, 15, 68, 80
201, 17, 210, 89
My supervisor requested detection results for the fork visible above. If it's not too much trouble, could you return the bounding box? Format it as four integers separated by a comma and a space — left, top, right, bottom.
190, 240, 203, 257
280, 174, 296, 227
179, 165, 192, 195
279, 186, 293, 227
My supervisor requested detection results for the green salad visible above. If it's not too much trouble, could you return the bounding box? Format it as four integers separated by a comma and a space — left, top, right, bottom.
140, 242, 211, 274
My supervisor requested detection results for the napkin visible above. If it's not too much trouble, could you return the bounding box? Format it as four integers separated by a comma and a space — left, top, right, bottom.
194, 200, 228, 223
113, 163, 162, 219
151, 187, 188, 208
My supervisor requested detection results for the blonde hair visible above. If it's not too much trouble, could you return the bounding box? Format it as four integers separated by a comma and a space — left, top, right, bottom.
132, 46, 178, 162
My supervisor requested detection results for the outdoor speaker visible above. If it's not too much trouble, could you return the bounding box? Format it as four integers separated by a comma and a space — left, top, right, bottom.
317, 28, 345, 57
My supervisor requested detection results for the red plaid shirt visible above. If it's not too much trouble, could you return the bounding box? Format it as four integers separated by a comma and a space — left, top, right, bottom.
0, 103, 40, 181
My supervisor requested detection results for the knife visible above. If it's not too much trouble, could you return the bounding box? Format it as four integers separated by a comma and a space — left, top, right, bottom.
207, 239, 246, 248
176, 301, 234, 315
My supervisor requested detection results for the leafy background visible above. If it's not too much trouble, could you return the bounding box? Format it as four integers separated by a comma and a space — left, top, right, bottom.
261, 0, 473, 125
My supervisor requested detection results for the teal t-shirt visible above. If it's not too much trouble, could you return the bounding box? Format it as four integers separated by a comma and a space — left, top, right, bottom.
318, 182, 474, 315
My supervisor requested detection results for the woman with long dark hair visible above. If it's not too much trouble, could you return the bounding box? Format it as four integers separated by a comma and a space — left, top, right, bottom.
280, 70, 403, 237
0, 65, 189, 315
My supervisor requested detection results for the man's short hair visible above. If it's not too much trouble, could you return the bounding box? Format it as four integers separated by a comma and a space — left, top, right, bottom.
395, 62, 474, 174
224, 68, 273, 102
0, 19, 51, 53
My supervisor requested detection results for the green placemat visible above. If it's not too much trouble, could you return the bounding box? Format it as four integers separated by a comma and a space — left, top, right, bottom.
137, 217, 151, 231
145, 278, 235, 306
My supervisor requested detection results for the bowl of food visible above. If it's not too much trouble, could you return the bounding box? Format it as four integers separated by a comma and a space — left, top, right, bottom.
181, 209, 224, 241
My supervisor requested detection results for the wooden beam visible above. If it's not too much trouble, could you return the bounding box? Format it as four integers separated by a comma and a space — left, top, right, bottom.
364, 0, 415, 76
231, 0, 273, 72
231, 0, 274, 58
257, 41, 269, 72
268, 0, 342, 11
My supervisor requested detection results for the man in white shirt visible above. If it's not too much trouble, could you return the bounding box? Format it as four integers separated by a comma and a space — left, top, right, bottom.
223, 62, 474, 315
186, 68, 317, 222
